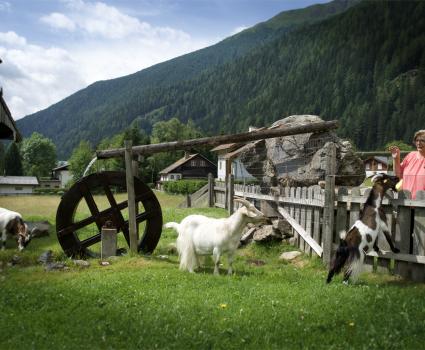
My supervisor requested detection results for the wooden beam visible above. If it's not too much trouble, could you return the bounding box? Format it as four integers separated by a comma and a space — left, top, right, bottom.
278, 207, 323, 257
97, 120, 339, 159
124, 140, 138, 254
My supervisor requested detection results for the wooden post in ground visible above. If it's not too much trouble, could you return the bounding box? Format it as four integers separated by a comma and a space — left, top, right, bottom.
125, 140, 138, 254
227, 174, 234, 215
208, 173, 214, 207
322, 143, 336, 267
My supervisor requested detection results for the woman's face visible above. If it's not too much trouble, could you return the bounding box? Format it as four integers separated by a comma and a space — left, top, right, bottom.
414, 134, 425, 154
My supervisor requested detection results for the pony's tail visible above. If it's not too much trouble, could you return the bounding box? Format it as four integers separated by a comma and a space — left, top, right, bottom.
164, 222, 180, 234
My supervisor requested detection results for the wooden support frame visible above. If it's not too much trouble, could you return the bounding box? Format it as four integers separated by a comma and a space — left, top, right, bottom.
124, 140, 138, 254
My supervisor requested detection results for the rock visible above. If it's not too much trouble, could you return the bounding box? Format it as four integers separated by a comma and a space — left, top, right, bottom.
253, 225, 281, 242
100, 261, 110, 266
38, 250, 53, 264
288, 237, 297, 246
272, 219, 293, 237
240, 227, 256, 246
27, 221, 51, 238
247, 259, 266, 266
239, 115, 365, 188
45, 262, 67, 271
167, 243, 177, 255
73, 259, 90, 267
158, 255, 169, 260
9, 255, 21, 266
279, 251, 302, 261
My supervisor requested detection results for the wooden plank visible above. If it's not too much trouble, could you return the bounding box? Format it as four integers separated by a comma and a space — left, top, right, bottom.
393, 190, 412, 279
349, 187, 361, 227
279, 207, 323, 257
295, 187, 302, 250
375, 196, 395, 274
335, 187, 348, 244
97, 120, 339, 159
366, 251, 425, 264
312, 185, 322, 247
208, 173, 214, 207
227, 175, 234, 215
300, 187, 306, 252
336, 195, 425, 208
306, 187, 314, 256
412, 191, 425, 282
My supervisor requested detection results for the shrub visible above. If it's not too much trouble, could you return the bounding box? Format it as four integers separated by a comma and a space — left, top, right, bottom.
163, 179, 207, 195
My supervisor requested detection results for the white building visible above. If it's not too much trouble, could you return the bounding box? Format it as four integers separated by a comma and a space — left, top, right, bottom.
52, 163, 72, 188
0, 176, 39, 195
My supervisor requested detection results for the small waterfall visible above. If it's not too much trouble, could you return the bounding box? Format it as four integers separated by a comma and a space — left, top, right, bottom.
83, 157, 98, 177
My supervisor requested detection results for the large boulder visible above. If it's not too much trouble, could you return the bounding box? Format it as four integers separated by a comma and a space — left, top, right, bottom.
239, 115, 365, 188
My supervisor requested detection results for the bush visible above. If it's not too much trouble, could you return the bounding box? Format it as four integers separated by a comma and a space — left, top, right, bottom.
34, 188, 65, 195
163, 179, 207, 195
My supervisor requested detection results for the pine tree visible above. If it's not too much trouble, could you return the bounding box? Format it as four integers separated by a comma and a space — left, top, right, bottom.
4, 142, 23, 176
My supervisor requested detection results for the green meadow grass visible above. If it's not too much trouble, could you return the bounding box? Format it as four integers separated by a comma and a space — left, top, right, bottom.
1, 194, 425, 349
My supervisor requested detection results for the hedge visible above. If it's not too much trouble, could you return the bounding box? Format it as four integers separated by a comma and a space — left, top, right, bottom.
163, 179, 208, 195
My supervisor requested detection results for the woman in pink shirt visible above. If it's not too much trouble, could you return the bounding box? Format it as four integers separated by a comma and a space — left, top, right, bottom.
390, 130, 425, 199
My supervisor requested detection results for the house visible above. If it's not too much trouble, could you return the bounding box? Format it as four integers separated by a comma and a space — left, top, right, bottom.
158, 153, 216, 185
0, 176, 39, 195
52, 163, 72, 188
38, 162, 72, 189
211, 142, 257, 181
211, 126, 262, 182
364, 156, 389, 177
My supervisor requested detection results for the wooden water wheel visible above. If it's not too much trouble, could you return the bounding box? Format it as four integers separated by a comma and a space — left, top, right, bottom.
56, 171, 162, 257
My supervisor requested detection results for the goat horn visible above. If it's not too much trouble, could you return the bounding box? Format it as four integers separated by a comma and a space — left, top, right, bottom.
234, 197, 252, 208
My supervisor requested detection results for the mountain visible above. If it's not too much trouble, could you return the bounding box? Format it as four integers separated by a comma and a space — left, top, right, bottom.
17, 0, 425, 159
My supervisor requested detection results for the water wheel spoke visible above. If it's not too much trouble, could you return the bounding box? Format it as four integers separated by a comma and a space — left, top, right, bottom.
80, 233, 101, 249
57, 216, 96, 237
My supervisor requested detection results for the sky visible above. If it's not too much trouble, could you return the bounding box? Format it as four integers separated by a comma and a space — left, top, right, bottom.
0, 0, 330, 120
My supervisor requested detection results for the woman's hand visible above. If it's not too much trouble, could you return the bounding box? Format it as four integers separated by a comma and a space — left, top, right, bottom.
389, 145, 400, 159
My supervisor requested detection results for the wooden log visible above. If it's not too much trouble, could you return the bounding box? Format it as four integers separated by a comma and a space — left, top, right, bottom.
97, 120, 339, 159
124, 140, 138, 254
312, 186, 322, 248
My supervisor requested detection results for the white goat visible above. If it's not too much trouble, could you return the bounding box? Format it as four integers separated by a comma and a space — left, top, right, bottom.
0, 208, 31, 251
164, 198, 268, 275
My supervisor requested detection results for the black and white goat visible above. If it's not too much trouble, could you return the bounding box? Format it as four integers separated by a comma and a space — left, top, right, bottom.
0, 208, 32, 251
164, 198, 268, 275
326, 173, 400, 284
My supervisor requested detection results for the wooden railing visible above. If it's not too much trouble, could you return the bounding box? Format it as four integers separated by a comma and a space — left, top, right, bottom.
213, 181, 425, 282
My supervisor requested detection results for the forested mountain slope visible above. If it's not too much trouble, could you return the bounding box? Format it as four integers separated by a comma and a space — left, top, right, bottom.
17, 0, 424, 158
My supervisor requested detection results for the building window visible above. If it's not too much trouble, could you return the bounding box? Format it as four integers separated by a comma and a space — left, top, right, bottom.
377, 163, 383, 170
15, 186, 23, 191
365, 163, 370, 170
170, 175, 174, 180
200, 160, 206, 167
190, 160, 197, 166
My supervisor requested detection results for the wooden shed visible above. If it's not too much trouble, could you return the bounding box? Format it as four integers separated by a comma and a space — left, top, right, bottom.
0, 92, 21, 142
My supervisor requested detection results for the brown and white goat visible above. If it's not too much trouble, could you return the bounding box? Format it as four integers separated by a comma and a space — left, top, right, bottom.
326, 173, 400, 284
0, 208, 32, 251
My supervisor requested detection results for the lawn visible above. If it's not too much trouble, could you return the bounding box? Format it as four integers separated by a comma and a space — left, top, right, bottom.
1, 193, 425, 350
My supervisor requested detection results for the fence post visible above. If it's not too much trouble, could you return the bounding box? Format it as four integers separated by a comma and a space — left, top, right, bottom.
125, 140, 138, 254
322, 143, 336, 267
208, 173, 214, 207
227, 174, 234, 215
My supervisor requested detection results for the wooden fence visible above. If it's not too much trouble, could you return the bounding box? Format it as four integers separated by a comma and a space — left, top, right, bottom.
212, 179, 425, 282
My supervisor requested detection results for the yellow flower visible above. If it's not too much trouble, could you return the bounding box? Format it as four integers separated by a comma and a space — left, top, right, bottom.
219, 303, 228, 309
349, 322, 355, 327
